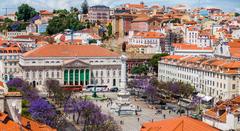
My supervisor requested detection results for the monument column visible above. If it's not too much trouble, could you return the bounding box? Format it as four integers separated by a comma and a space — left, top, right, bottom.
120, 55, 127, 90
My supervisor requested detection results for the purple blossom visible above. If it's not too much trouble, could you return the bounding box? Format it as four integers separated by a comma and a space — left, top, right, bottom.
29, 98, 57, 126
170, 83, 179, 94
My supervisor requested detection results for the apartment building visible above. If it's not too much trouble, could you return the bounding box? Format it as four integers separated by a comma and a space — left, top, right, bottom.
0, 43, 22, 81
158, 55, 240, 101
88, 5, 110, 23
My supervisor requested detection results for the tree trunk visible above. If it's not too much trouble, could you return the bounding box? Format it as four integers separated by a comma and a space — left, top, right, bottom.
76, 112, 80, 124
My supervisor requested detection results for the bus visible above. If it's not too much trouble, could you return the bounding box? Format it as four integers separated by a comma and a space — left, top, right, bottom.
85, 85, 108, 92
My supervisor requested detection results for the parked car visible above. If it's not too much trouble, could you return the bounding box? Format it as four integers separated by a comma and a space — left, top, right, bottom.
110, 87, 118, 92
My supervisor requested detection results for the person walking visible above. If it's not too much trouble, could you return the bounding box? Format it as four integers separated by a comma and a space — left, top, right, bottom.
163, 114, 166, 119
137, 117, 140, 122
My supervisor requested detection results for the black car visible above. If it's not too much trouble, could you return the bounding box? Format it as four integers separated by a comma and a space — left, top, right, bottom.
110, 87, 118, 92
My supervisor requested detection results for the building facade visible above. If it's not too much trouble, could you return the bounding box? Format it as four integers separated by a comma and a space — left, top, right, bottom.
128, 31, 166, 53
88, 5, 110, 23
0, 44, 22, 82
19, 44, 123, 92
203, 96, 240, 130
158, 55, 240, 100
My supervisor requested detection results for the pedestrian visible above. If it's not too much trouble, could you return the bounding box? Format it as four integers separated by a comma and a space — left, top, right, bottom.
137, 117, 140, 122
163, 114, 166, 119
169, 110, 171, 114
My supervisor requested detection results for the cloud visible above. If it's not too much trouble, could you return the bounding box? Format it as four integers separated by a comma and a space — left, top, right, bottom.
0, 0, 239, 15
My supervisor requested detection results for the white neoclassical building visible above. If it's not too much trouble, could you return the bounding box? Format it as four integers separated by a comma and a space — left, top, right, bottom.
158, 55, 240, 101
19, 44, 123, 91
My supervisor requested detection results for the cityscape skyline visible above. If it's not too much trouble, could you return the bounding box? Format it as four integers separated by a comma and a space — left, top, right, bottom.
0, 0, 240, 15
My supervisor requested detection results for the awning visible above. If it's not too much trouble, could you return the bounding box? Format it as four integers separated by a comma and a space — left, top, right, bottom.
202, 96, 213, 102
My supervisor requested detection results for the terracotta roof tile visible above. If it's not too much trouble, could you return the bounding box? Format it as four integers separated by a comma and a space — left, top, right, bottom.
134, 32, 165, 38
141, 116, 219, 131
0, 113, 56, 131
23, 44, 120, 58
125, 3, 144, 9
4, 92, 22, 97
173, 43, 213, 50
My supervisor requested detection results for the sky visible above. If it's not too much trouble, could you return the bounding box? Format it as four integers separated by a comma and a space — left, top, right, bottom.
0, 0, 240, 15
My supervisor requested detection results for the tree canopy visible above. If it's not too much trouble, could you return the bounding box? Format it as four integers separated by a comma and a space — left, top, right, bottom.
16, 4, 38, 22
131, 64, 148, 75
46, 11, 85, 35
148, 53, 169, 74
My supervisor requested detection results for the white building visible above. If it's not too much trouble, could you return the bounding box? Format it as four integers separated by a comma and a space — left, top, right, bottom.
54, 32, 102, 45
19, 44, 123, 92
158, 55, 240, 101
184, 26, 199, 44
214, 40, 240, 60
172, 43, 214, 56
232, 29, 240, 39
128, 31, 165, 53
203, 96, 240, 130
0, 44, 22, 82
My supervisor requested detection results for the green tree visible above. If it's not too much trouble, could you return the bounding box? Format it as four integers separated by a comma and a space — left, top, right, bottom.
81, 0, 89, 14
16, 4, 37, 22
235, 12, 240, 17
0, 18, 13, 32
107, 23, 112, 36
149, 53, 169, 74
131, 65, 148, 75
46, 12, 85, 35
53, 9, 69, 16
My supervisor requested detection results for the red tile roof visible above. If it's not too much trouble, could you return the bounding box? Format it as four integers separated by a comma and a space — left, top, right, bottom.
23, 44, 120, 58
173, 43, 213, 50
140, 116, 219, 131
134, 32, 165, 39
124, 3, 144, 9
0, 112, 56, 131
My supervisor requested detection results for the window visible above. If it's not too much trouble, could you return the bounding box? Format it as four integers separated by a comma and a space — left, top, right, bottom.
232, 84, 236, 90
57, 72, 60, 78
26, 72, 29, 78
233, 76, 236, 80
39, 72, 42, 78
107, 70, 110, 76
46, 71, 49, 78
101, 71, 103, 76
113, 71, 115, 76
96, 71, 98, 77
52, 71, 54, 78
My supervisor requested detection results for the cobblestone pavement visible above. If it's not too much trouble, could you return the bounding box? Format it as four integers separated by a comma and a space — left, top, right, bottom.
76, 92, 182, 131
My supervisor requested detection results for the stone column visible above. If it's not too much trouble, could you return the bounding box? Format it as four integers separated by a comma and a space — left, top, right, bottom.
68, 69, 70, 85
120, 55, 127, 90
78, 69, 81, 85
89, 69, 91, 85
84, 69, 86, 86
73, 69, 75, 85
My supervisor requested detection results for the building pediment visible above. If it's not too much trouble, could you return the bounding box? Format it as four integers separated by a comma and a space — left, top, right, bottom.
63, 59, 90, 68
